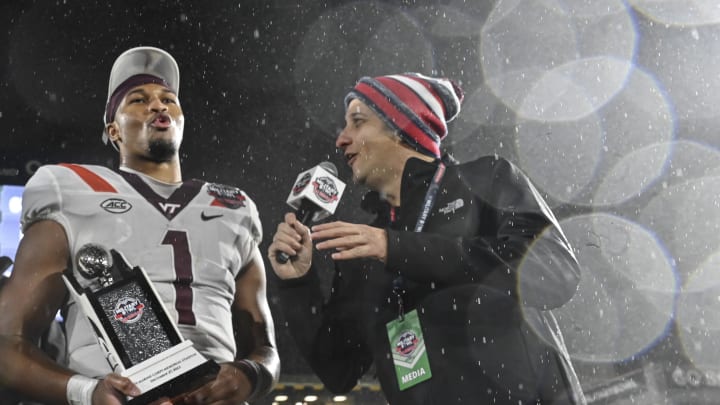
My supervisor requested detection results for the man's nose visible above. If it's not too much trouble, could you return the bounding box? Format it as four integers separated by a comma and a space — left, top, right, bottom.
336, 128, 350, 148
148, 97, 167, 112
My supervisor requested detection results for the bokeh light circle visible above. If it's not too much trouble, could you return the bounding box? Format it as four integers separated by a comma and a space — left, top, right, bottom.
677, 252, 720, 373
480, 0, 636, 123
637, 142, 720, 278
549, 213, 677, 363
630, 0, 720, 27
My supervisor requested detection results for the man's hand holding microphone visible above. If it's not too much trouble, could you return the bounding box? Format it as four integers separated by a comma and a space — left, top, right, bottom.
269, 211, 315, 279
268, 161, 391, 280
268, 161, 344, 279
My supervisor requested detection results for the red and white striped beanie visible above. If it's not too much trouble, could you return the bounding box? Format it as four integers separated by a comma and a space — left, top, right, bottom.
345, 73, 464, 158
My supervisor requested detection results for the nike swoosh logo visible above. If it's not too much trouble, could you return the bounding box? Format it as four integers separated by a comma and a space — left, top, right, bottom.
201, 212, 224, 221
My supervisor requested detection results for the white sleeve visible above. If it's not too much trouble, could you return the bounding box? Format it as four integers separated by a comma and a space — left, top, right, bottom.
245, 191, 263, 246
21, 165, 69, 232
236, 191, 263, 274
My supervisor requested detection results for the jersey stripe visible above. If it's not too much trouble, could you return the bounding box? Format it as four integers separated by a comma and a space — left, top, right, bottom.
59, 163, 118, 193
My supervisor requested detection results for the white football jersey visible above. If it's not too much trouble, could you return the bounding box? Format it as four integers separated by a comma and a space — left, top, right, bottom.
21, 163, 262, 377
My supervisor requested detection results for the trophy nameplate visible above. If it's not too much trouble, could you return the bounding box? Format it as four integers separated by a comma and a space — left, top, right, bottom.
62, 244, 219, 404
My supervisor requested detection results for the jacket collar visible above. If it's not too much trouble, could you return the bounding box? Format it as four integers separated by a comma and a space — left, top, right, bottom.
361, 157, 442, 226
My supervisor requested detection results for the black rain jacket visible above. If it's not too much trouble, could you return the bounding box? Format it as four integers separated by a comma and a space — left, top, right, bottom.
276, 156, 587, 404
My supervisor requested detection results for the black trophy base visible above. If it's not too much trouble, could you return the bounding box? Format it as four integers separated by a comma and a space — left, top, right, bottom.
127, 360, 220, 405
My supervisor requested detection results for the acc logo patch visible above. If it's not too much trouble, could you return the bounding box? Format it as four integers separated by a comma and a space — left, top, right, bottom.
101, 198, 132, 214
312, 177, 339, 203
395, 330, 419, 356
207, 183, 246, 209
292, 173, 312, 195
114, 296, 145, 324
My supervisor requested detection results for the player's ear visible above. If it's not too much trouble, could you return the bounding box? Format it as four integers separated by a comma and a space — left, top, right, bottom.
106, 122, 121, 143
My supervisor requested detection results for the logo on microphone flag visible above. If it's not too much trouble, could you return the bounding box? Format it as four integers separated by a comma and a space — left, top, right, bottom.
292, 173, 312, 195
312, 177, 340, 203
286, 163, 346, 222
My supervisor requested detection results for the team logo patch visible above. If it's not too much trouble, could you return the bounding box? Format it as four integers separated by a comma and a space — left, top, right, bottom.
114, 296, 145, 324
207, 183, 246, 209
101, 198, 132, 214
312, 176, 340, 203
395, 330, 419, 356
292, 173, 312, 195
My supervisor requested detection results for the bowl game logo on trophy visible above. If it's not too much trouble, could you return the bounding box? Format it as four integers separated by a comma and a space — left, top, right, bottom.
113, 296, 145, 324
63, 244, 219, 404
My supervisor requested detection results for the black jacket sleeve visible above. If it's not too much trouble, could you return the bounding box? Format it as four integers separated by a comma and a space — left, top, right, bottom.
275, 262, 376, 393
385, 157, 581, 309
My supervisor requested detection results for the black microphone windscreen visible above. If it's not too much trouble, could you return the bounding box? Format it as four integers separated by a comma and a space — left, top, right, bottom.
318, 161, 338, 176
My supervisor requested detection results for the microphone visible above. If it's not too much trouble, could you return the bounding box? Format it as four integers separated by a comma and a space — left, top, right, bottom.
277, 161, 346, 264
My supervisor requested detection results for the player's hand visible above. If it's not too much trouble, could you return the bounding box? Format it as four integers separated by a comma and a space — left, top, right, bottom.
267, 212, 313, 279
91, 373, 141, 404
176, 363, 252, 404
311, 221, 388, 263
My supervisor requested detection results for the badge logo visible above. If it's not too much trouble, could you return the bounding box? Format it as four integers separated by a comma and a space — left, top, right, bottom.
114, 296, 145, 324
292, 173, 312, 195
387, 310, 432, 390
101, 198, 132, 214
395, 330, 419, 356
207, 183, 246, 209
312, 176, 339, 203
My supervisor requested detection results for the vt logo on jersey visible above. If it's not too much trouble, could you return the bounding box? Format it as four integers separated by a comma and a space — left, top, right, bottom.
312, 177, 339, 203
101, 198, 132, 214
207, 183, 246, 209
158, 202, 181, 214
114, 296, 145, 324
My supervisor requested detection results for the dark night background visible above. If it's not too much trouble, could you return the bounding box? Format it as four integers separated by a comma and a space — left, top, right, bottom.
2, 1, 720, 404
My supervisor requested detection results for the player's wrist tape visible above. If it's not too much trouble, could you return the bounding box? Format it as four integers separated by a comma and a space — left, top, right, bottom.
232, 359, 272, 401
66, 374, 99, 405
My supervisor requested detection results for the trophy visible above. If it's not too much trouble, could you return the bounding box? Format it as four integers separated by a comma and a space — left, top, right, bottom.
62, 244, 219, 404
